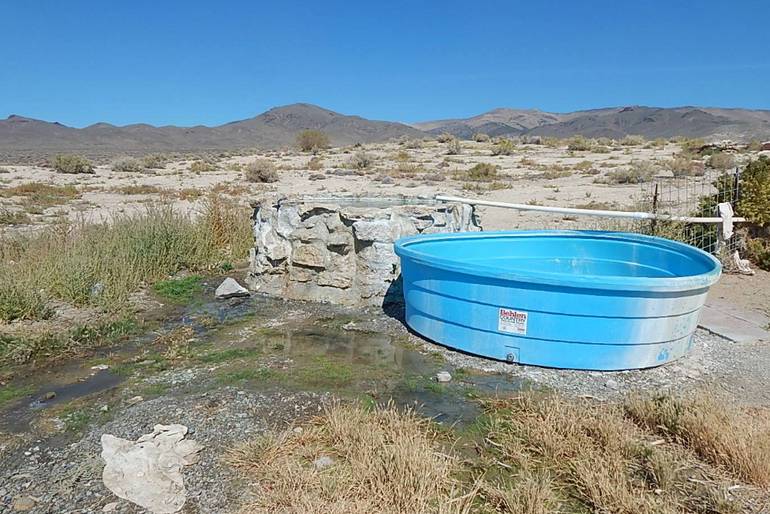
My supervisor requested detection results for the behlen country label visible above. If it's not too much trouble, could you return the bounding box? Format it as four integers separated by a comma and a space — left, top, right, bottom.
498, 308, 528, 335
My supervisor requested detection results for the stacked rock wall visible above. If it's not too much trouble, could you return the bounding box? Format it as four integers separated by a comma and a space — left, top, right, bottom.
247, 195, 481, 305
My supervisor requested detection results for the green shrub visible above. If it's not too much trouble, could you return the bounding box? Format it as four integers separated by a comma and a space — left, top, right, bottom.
465, 163, 498, 181
112, 157, 145, 173
245, 159, 278, 183
473, 133, 490, 142
491, 139, 515, 156
708, 152, 736, 170
746, 237, 770, 271
52, 154, 94, 174
738, 157, 770, 226
296, 130, 330, 153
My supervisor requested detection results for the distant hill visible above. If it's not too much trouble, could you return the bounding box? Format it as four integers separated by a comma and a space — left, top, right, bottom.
0, 103, 424, 157
3, 104, 770, 160
414, 106, 770, 141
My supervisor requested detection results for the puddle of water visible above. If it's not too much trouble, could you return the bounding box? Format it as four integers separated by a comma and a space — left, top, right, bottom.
0, 278, 527, 433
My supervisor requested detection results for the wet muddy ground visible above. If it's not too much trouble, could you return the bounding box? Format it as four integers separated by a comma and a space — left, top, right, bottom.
1, 276, 768, 512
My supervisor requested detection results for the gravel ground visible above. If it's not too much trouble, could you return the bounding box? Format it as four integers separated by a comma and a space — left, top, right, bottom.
1, 389, 328, 513
2, 300, 768, 513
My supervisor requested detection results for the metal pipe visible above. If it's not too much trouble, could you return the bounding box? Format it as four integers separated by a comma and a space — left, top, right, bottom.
435, 195, 747, 224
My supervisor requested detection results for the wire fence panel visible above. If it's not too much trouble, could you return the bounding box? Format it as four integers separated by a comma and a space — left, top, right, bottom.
495, 168, 741, 263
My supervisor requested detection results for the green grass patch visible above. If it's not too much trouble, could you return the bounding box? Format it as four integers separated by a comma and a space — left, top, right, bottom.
0, 194, 252, 322
295, 355, 354, 387
63, 408, 91, 433
217, 367, 278, 384
198, 347, 261, 364
0, 384, 34, 406
152, 275, 203, 304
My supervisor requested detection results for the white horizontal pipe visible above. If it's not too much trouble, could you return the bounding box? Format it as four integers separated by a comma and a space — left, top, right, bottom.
435, 195, 747, 224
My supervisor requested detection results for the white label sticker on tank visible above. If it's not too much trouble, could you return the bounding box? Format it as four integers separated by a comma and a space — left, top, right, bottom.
498, 308, 528, 335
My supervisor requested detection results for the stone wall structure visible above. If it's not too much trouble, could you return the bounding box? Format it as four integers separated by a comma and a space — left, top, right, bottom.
247, 195, 481, 305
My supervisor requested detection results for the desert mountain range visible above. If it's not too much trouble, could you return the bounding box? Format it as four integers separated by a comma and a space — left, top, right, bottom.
1, 103, 769, 157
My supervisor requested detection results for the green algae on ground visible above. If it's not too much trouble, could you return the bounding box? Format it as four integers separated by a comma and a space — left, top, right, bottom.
0, 384, 34, 406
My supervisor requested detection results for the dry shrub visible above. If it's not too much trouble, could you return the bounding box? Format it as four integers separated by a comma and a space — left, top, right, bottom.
189, 160, 218, 173
491, 139, 515, 156
111, 157, 145, 173
709, 152, 736, 170
228, 402, 468, 514
462, 163, 498, 181
436, 132, 455, 143
473, 133, 490, 143
307, 156, 324, 171
620, 135, 646, 146
566, 135, 593, 151
446, 138, 462, 155
479, 471, 558, 514
603, 161, 657, 184
669, 155, 705, 177
349, 151, 374, 170
52, 154, 94, 174
296, 130, 330, 153
245, 159, 278, 183
625, 393, 770, 487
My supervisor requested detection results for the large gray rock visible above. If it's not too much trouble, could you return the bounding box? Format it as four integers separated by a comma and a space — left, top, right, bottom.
215, 278, 250, 299
246, 195, 481, 306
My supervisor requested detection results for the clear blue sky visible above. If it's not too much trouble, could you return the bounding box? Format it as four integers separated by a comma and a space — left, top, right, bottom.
2, 0, 768, 127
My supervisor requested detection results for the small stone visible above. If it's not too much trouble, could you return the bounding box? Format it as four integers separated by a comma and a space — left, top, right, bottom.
42, 391, 56, 401
90, 282, 105, 298
313, 455, 335, 470
12, 495, 35, 511
91, 364, 110, 371
100, 405, 109, 412
292, 427, 303, 434
102, 501, 119, 512
215, 277, 250, 299
604, 379, 619, 390
436, 371, 452, 383
126, 395, 144, 406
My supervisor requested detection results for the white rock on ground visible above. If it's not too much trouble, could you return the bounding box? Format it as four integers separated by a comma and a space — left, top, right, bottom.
215, 278, 250, 299
101, 424, 203, 514
436, 371, 452, 383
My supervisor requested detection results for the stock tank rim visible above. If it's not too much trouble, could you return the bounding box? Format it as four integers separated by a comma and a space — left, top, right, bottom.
394, 230, 721, 294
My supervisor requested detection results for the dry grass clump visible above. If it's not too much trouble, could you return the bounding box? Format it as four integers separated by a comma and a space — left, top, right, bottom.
245, 159, 278, 183
141, 154, 168, 169
0, 207, 31, 226
0, 194, 252, 323
307, 156, 324, 171
51, 154, 94, 174
0, 182, 80, 211
625, 393, 770, 487
189, 159, 218, 173
297, 130, 330, 153
228, 401, 467, 514
481, 392, 758, 514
